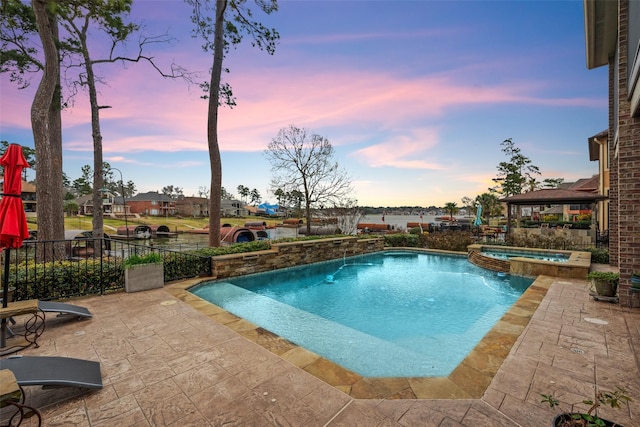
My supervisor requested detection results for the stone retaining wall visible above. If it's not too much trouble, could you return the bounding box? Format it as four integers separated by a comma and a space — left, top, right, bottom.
512, 227, 594, 246
467, 248, 510, 273
211, 237, 384, 279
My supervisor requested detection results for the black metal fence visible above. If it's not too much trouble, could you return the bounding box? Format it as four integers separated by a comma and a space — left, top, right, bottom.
2, 237, 212, 302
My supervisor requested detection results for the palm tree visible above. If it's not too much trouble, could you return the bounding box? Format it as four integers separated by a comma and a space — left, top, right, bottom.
444, 202, 459, 220
475, 193, 502, 223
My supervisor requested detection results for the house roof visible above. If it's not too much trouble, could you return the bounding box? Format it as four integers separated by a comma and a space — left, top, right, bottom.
588, 129, 608, 161
128, 191, 174, 202
76, 195, 92, 205
541, 205, 564, 215
568, 176, 599, 192
0, 176, 35, 193
176, 197, 208, 203
584, 0, 618, 69
499, 188, 607, 205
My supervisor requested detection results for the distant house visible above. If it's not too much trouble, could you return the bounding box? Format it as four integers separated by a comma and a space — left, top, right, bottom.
175, 197, 209, 217
221, 199, 249, 217
0, 176, 36, 215
561, 176, 600, 222
75, 190, 131, 218
127, 192, 176, 217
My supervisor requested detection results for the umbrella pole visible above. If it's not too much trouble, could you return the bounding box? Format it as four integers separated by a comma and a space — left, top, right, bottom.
2, 248, 9, 308
1, 248, 9, 348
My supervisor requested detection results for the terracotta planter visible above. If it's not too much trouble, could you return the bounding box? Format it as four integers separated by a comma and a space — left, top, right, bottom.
553, 413, 620, 426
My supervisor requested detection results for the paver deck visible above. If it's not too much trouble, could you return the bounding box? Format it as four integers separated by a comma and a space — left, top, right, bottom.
1, 275, 639, 426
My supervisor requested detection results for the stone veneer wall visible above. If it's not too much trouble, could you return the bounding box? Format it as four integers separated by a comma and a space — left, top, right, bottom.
467, 248, 510, 273
210, 237, 384, 279
511, 227, 593, 246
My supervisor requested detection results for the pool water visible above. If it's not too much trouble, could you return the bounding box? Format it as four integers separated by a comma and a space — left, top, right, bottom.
482, 249, 569, 262
190, 251, 533, 377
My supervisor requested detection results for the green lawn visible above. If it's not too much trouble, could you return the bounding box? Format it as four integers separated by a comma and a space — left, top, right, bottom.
25, 216, 281, 233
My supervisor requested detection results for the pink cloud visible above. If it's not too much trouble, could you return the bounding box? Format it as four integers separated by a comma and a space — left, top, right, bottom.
352, 130, 446, 170
2, 55, 603, 159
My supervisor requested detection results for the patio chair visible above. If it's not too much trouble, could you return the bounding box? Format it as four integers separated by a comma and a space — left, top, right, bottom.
0, 355, 103, 389
0, 369, 42, 427
1, 301, 91, 353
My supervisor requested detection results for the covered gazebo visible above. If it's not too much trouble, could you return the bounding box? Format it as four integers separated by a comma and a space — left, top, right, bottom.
499, 188, 607, 243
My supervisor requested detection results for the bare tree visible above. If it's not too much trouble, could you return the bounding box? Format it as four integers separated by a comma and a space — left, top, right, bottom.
161, 185, 184, 199
198, 186, 210, 199
265, 125, 353, 235
57, 1, 189, 239
325, 199, 363, 235
188, 0, 279, 247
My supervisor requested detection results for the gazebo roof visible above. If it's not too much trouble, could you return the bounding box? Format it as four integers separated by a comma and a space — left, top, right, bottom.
499, 188, 607, 205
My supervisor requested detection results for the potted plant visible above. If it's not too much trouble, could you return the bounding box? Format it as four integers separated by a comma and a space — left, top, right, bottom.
587, 271, 619, 297
631, 272, 640, 288
123, 253, 164, 293
541, 387, 631, 426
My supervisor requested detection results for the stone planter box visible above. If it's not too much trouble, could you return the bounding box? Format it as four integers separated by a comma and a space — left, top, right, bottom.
124, 263, 164, 293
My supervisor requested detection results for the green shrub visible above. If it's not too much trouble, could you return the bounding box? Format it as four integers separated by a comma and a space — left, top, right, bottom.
587, 271, 619, 283
384, 233, 422, 247
584, 247, 609, 264
191, 240, 272, 257
123, 252, 163, 267
422, 231, 474, 252
11, 259, 123, 301
163, 253, 208, 280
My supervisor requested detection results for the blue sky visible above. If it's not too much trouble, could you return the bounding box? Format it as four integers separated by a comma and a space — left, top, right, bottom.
0, 0, 608, 207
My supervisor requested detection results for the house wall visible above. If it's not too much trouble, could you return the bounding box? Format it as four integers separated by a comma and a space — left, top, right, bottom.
127, 200, 176, 216
611, 0, 640, 306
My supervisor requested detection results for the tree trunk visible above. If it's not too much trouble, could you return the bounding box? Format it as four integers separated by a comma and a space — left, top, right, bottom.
304, 180, 311, 235
31, 0, 65, 260
206, 0, 226, 247
79, 34, 105, 241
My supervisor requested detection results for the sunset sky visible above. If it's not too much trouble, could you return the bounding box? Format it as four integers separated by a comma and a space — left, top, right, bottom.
0, 0, 607, 207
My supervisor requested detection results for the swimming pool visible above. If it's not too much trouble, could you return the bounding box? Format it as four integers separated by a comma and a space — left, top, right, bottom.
190, 251, 533, 377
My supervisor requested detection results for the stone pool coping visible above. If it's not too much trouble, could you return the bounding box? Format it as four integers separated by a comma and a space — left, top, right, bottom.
164, 249, 554, 400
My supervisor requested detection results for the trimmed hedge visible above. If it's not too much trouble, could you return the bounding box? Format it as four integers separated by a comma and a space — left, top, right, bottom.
10, 259, 123, 301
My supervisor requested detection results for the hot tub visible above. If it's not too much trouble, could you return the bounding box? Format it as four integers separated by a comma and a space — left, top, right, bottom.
467, 244, 590, 279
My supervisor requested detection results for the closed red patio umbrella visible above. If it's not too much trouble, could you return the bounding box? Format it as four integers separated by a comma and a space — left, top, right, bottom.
0, 144, 30, 347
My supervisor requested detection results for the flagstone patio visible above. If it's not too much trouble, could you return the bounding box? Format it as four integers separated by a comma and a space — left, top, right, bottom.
2, 275, 640, 426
